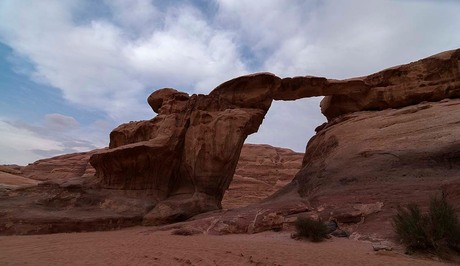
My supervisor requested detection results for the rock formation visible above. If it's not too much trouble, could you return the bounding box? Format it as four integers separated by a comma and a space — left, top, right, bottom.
321, 49, 460, 120
292, 98, 460, 237
89, 48, 460, 225
1, 48, 458, 237
90, 86, 271, 224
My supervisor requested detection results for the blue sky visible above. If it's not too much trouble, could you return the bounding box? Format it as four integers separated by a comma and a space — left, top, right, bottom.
0, 0, 459, 165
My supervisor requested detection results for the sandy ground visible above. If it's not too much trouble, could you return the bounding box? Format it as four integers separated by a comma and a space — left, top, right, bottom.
0, 227, 449, 266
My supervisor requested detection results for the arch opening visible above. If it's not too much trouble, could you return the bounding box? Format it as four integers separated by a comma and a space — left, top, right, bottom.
222, 97, 326, 209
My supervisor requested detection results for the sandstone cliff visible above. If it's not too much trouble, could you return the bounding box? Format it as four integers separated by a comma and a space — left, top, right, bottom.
292, 98, 460, 238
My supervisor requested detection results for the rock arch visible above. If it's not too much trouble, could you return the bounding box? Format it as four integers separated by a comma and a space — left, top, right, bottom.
89, 49, 460, 225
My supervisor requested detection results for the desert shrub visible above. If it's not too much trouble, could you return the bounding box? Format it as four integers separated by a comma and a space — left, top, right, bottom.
393, 193, 460, 255
429, 193, 460, 252
393, 203, 430, 250
295, 217, 328, 242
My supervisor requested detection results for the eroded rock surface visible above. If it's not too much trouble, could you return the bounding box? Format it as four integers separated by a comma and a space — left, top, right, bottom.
90, 86, 271, 224
89, 48, 460, 227
161, 98, 460, 240
292, 98, 460, 238
321, 49, 460, 119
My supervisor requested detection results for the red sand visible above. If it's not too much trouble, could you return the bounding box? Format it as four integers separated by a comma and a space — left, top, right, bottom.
0, 227, 447, 265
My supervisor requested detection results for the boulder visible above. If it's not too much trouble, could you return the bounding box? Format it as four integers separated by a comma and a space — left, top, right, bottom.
372, 241, 393, 251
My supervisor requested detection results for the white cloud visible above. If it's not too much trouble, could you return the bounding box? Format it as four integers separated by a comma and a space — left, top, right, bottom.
44, 113, 79, 131
123, 5, 248, 93
104, 0, 160, 36
216, 0, 315, 56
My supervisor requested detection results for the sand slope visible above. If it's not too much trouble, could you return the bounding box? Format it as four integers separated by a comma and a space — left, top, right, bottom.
0, 172, 39, 190
0, 227, 447, 266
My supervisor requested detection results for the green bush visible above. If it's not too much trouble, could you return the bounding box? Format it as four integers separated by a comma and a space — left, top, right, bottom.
295, 217, 328, 242
393, 193, 460, 254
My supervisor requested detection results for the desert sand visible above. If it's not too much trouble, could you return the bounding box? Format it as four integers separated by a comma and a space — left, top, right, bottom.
0, 227, 447, 266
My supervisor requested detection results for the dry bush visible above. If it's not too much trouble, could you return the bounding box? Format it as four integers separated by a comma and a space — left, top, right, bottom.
294, 217, 328, 242
393, 193, 460, 256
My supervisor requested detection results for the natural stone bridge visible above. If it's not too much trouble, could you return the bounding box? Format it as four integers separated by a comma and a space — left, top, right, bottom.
89, 49, 460, 225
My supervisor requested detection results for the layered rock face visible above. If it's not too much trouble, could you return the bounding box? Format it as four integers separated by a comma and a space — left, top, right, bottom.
89, 48, 460, 226
286, 98, 460, 238
222, 144, 303, 209
300, 99, 460, 185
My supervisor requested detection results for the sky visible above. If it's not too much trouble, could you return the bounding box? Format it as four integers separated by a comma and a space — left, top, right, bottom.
0, 0, 459, 165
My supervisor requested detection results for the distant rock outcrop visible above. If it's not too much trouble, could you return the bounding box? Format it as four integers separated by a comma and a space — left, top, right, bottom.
222, 144, 303, 209
22, 151, 97, 183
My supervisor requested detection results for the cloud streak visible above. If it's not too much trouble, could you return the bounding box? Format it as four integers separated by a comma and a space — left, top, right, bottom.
45, 113, 79, 131
0, 114, 105, 164
0, 119, 64, 164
